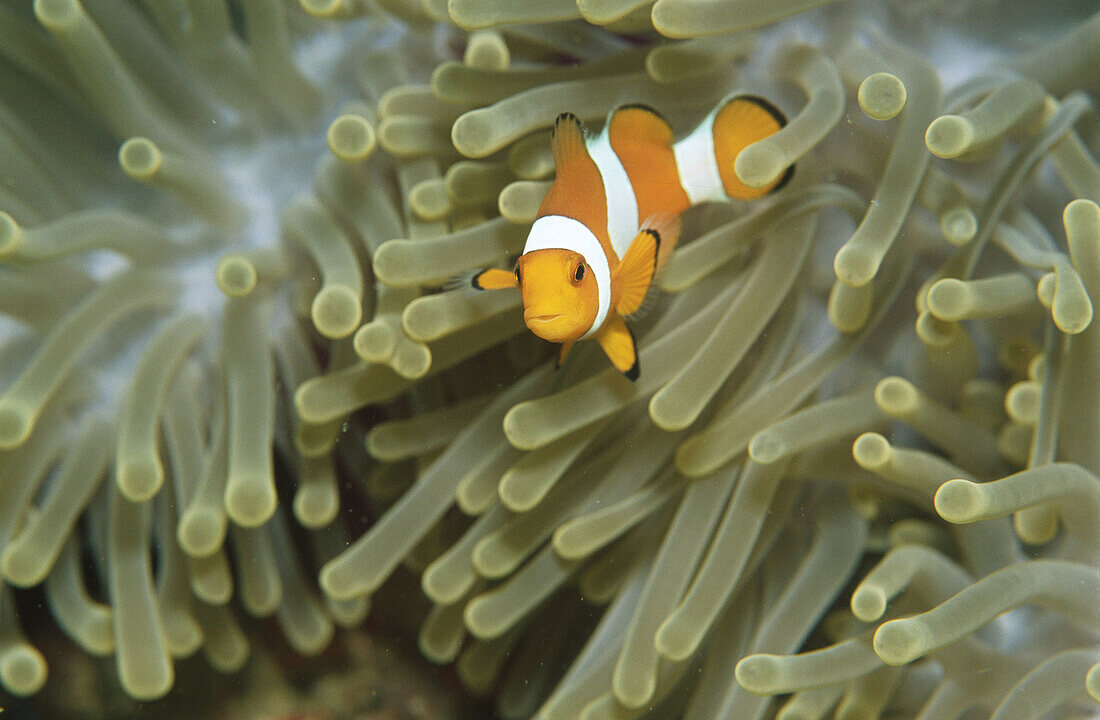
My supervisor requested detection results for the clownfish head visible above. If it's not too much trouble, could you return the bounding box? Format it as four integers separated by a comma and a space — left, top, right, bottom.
515, 248, 599, 343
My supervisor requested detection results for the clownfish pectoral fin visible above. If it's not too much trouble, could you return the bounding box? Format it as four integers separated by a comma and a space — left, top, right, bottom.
472, 268, 517, 290
596, 315, 639, 381
614, 228, 660, 317
557, 341, 574, 368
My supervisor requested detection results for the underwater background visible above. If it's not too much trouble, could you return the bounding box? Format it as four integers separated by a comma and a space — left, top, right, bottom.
0, 0, 1098, 718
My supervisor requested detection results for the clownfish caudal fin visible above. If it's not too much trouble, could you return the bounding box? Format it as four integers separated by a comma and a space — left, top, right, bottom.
472, 267, 517, 290
713, 95, 794, 200
596, 315, 639, 380
615, 228, 660, 316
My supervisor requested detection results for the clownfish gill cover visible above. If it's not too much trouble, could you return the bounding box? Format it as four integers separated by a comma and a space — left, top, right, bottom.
0, 1, 1098, 719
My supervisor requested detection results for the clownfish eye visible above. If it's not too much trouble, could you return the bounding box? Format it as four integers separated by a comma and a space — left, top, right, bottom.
573, 263, 586, 284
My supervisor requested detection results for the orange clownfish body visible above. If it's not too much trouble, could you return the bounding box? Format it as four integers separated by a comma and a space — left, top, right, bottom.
474, 97, 792, 379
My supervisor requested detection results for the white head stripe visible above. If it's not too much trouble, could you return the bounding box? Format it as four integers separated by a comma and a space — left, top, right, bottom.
587, 128, 639, 258
524, 215, 611, 339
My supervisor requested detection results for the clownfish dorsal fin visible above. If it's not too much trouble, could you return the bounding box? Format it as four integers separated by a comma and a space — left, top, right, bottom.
607, 106, 692, 226
551, 112, 588, 167
596, 314, 639, 380
537, 113, 609, 246
614, 228, 660, 316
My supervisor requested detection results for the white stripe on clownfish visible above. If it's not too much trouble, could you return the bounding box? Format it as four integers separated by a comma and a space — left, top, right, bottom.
673, 105, 727, 206
586, 124, 641, 259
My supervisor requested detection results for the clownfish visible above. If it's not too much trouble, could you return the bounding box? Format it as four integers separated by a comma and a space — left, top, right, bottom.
473, 96, 792, 379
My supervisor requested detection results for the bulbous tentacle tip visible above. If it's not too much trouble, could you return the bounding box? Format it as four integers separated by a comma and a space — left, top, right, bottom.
0, 404, 32, 451
1086, 661, 1100, 702
318, 561, 357, 602
859, 72, 907, 120
0, 645, 49, 697
116, 459, 165, 503
734, 654, 783, 696
873, 618, 928, 666
224, 480, 277, 529
852, 431, 891, 470
925, 115, 975, 158
311, 284, 363, 340
0, 211, 21, 257
874, 376, 918, 414
177, 507, 227, 558
934, 478, 987, 523
851, 584, 888, 622
654, 615, 700, 663
34, 0, 81, 29
1063, 197, 1100, 228
119, 137, 163, 181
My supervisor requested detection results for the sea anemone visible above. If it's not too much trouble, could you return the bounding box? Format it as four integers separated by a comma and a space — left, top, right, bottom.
1, 0, 1098, 719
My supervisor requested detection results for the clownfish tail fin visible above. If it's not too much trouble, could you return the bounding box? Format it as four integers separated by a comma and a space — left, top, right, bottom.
743, 95, 795, 193
740, 95, 788, 127
712, 95, 794, 199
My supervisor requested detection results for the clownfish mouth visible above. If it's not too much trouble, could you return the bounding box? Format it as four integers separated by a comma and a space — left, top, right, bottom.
524, 313, 561, 323
523, 312, 578, 343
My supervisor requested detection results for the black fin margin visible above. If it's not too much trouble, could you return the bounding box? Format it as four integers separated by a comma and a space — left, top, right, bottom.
733, 95, 795, 194
552, 112, 585, 138
615, 102, 671, 126
639, 227, 661, 280
642, 227, 661, 272
770, 164, 795, 194
736, 94, 789, 128
641, 226, 662, 248
623, 324, 640, 382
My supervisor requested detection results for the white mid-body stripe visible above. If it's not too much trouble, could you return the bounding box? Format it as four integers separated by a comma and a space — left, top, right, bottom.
586, 127, 639, 259
523, 215, 611, 339
673, 108, 726, 205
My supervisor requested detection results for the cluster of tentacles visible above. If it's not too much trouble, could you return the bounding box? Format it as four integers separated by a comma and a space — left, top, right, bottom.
0, 1, 1097, 719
